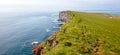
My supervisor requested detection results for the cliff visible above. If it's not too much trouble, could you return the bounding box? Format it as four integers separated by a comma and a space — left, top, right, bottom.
58, 11, 72, 22
32, 11, 120, 55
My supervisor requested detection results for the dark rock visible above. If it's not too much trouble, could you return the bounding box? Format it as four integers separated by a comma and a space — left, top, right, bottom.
32, 45, 44, 55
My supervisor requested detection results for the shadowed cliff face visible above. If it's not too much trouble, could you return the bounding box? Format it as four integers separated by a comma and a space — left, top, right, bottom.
32, 45, 44, 55
58, 11, 72, 22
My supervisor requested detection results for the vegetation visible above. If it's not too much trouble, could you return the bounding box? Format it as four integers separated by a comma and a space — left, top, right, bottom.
42, 11, 120, 55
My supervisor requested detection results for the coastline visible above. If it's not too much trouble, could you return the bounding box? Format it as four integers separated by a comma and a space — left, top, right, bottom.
32, 11, 71, 55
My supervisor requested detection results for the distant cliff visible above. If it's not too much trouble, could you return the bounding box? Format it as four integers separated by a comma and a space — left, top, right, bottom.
58, 11, 72, 22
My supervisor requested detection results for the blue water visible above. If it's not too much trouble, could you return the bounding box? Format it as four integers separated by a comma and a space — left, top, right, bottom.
0, 12, 60, 55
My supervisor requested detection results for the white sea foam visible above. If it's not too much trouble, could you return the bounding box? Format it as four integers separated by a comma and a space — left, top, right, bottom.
31, 41, 39, 45
52, 18, 65, 25
52, 19, 58, 23
46, 28, 50, 32
53, 26, 60, 28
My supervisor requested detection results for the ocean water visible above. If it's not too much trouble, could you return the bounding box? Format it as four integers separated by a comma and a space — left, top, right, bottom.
0, 12, 61, 55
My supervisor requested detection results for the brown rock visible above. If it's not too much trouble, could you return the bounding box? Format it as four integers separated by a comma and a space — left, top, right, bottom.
58, 11, 72, 22
32, 45, 44, 55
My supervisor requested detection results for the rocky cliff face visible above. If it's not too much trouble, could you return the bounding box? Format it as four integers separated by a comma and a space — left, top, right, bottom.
58, 11, 72, 22
32, 45, 44, 55
32, 32, 59, 55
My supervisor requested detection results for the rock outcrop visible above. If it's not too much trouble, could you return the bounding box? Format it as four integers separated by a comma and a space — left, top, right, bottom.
58, 11, 72, 22
47, 32, 58, 47
32, 32, 59, 55
32, 45, 44, 55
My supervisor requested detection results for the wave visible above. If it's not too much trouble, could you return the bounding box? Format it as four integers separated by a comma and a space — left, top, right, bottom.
52, 19, 65, 24
46, 28, 51, 32
53, 26, 60, 28
31, 41, 39, 45
52, 19, 58, 23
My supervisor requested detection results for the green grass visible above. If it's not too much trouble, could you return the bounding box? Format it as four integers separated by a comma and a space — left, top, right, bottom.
42, 11, 120, 55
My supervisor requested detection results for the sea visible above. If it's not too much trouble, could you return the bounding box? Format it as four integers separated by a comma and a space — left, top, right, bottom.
0, 11, 119, 55
0, 11, 62, 55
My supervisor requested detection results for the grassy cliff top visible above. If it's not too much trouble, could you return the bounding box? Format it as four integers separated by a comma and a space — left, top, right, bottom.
37, 11, 120, 55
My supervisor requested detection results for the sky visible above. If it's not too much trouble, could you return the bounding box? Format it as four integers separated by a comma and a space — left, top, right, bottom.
0, 0, 120, 13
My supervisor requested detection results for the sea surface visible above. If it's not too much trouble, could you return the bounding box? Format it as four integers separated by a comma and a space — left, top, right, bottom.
0, 11, 119, 55
0, 12, 61, 55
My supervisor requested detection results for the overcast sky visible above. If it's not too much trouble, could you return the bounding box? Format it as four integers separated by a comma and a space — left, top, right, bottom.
0, 0, 120, 13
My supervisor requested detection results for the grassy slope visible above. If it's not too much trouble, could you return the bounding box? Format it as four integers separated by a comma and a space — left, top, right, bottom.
43, 11, 120, 55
